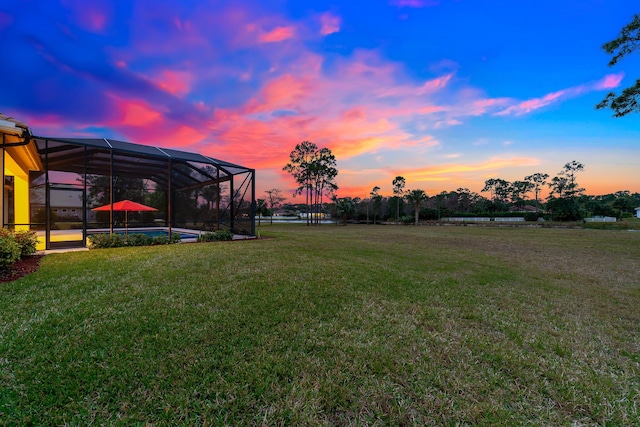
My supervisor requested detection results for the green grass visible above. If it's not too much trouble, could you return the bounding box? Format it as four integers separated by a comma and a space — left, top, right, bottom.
1, 224, 639, 425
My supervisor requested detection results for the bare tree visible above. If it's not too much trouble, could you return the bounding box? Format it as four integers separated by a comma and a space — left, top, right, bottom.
392, 176, 406, 221
264, 188, 286, 225
524, 173, 549, 212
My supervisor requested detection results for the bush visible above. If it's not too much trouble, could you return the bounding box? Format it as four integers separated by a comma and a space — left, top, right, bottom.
88, 233, 126, 249
523, 212, 542, 222
0, 228, 39, 262
151, 235, 169, 245
14, 230, 38, 257
125, 233, 153, 247
621, 212, 633, 219
400, 215, 414, 225
89, 232, 182, 249
0, 235, 22, 270
419, 208, 438, 220
197, 230, 234, 242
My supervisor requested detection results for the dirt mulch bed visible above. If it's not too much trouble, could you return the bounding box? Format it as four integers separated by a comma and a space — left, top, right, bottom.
0, 255, 44, 284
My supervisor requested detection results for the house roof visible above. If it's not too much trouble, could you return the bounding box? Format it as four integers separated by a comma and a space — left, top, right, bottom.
1, 113, 43, 171
0, 113, 29, 134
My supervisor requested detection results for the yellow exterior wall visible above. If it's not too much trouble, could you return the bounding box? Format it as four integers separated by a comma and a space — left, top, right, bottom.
4, 152, 45, 250
4, 153, 30, 231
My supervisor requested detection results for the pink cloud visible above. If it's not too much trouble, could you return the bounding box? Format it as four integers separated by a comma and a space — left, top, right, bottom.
497, 90, 568, 116
259, 26, 296, 43
103, 96, 208, 148
433, 119, 462, 128
418, 106, 445, 114
594, 73, 624, 90
319, 12, 341, 35
496, 74, 625, 116
113, 99, 162, 127
153, 70, 193, 96
67, 1, 113, 34
390, 0, 440, 8
417, 73, 453, 94
85, 11, 108, 32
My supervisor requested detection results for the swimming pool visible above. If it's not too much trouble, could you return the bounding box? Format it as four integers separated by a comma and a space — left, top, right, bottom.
88, 229, 201, 240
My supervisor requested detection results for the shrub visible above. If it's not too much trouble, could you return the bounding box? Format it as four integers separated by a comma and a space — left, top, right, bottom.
14, 230, 38, 257
151, 235, 169, 245
215, 230, 234, 241
88, 234, 126, 249
0, 235, 21, 270
197, 232, 215, 242
89, 231, 182, 249
197, 230, 234, 242
0, 228, 39, 260
523, 212, 542, 222
400, 215, 414, 225
125, 233, 153, 247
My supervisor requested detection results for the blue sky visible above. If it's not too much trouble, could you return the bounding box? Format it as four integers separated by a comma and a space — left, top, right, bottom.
1, 0, 638, 199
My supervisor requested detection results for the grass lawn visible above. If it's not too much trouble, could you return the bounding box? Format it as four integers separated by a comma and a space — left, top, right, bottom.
1, 224, 639, 425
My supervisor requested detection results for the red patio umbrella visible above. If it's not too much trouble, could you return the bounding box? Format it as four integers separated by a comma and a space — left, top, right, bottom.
92, 200, 157, 235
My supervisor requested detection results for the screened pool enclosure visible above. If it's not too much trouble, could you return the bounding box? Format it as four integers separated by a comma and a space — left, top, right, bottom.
8, 135, 255, 249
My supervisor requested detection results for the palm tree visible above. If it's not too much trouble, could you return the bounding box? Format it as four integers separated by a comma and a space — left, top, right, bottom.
334, 197, 356, 225
256, 199, 267, 226
405, 189, 427, 225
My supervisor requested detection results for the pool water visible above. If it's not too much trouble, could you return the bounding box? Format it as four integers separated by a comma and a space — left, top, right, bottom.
89, 229, 200, 239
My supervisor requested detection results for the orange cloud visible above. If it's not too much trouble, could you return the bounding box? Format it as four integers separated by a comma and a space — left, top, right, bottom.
245, 74, 316, 113
402, 157, 539, 181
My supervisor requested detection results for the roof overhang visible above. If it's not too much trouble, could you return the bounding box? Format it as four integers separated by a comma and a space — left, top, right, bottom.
0, 114, 44, 171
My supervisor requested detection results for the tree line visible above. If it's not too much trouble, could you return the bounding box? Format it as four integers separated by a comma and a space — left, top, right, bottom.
277, 151, 639, 224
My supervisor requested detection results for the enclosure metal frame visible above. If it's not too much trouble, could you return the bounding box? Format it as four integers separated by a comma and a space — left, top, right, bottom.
31, 136, 255, 249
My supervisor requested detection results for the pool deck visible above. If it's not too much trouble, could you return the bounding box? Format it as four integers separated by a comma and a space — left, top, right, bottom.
36, 227, 254, 254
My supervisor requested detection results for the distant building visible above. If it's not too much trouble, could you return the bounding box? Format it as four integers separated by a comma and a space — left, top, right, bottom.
635, 207, 640, 218
508, 205, 538, 213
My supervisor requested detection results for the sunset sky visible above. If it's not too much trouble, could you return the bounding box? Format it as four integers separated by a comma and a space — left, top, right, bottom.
1, 1, 638, 200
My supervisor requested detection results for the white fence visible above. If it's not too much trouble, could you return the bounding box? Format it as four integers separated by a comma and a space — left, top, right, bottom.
441, 217, 525, 222
584, 216, 617, 223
